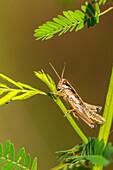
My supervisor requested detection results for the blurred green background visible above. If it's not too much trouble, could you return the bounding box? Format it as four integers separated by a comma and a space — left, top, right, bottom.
0, 0, 113, 169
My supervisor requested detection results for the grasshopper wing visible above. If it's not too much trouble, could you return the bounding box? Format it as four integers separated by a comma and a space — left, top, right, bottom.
73, 104, 96, 128
84, 102, 102, 113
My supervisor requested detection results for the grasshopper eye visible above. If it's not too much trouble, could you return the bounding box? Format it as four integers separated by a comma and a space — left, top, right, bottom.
63, 80, 67, 85
57, 88, 60, 91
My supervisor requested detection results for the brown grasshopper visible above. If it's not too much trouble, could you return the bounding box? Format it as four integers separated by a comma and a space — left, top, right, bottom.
50, 63, 105, 128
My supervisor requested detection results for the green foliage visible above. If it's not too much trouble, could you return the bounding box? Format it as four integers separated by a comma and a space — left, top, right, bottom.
92, 0, 107, 5
34, 0, 113, 40
0, 70, 57, 105
34, 2, 101, 40
0, 74, 47, 106
0, 69, 89, 144
98, 67, 113, 146
1, 68, 113, 170
52, 137, 113, 169
34, 70, 57, 93
0, 70, 59, 106
0, 140, 37, 170
98, 0, 107, 5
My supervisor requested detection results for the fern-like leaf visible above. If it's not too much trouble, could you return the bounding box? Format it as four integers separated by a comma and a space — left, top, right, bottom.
31, 158, 37, 170
53, 137, 113, 169
92, 0, 107, 5
99, 0, 107, 5
26, 154, 31, 169
0, 70, 58, 106
0, 91, 19, 106
0, 140, 37, 170
0, 69, 58, 106
0, 74, 47, 106
34, 2, 101, 40
0, 74, 23, 90
34, 70, 57, 93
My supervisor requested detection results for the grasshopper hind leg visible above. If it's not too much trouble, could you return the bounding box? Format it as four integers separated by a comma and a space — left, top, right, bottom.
74, 104, 96, 128
72, 112, 79, 120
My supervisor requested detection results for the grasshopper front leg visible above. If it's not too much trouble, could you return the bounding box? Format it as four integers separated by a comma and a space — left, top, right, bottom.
50, 92, 64, 97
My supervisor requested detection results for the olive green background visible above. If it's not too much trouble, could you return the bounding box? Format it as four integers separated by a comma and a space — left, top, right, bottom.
0, 0, 113, 169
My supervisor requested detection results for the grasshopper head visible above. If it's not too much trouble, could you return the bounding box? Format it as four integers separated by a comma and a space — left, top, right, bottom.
57, 79, 68, 92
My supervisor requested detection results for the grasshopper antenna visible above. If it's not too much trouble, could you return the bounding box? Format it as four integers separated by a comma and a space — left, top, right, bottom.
49, 63, 60, 80
61, 62, 66, 79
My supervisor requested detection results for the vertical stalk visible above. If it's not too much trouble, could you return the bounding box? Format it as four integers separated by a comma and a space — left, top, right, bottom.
98, 68, 113, 145
92, 68, 113, 170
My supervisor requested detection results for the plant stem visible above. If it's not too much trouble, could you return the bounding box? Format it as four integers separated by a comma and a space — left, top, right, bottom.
92, 68, 113, 170
55, 97, 88, 144
35, 71, 88, 144
98, 67, 113, 146
99, 7, 113, 17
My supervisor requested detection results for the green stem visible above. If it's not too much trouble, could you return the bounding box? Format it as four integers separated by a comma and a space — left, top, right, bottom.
92, 68, 113, 170
55, 97, 88, 144
98, 67, 113, 146
99, 7, 113, 17
0, 87, 47, 95
34, 71, 88, 144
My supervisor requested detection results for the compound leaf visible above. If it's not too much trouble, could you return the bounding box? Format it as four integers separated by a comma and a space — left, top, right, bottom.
4, 140, 11, 159
34, 2, 101, 40
31, 157, 37, 170
26, 153, 31, 169
10, 143, 15, 161
0, 74, 23, 89
0, 140, 38, 170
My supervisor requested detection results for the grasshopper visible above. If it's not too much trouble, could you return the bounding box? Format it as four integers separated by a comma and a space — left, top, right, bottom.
50, 63, 105, 128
